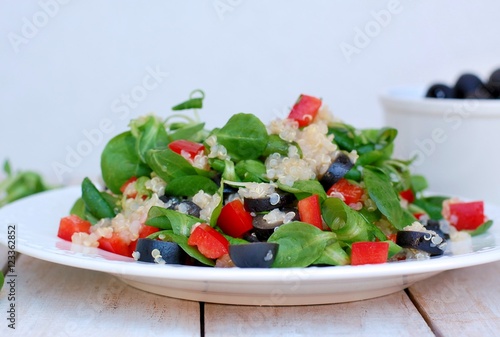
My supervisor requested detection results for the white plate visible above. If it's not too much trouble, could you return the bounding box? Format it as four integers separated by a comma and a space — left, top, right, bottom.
1, 186, 499, 306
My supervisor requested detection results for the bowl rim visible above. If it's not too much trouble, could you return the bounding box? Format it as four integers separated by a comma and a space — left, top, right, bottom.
379, 86, 500, 117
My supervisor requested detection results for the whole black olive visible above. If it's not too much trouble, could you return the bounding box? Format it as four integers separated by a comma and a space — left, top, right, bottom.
486, 69, 500, 98
425, 83, 455, 99
454, 74, 493, 99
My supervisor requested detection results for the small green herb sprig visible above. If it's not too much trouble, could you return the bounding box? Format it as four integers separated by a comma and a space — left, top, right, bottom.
0, 160, 51, 207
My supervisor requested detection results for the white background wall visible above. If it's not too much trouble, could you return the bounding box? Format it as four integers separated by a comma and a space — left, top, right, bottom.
1, 0, 499, 185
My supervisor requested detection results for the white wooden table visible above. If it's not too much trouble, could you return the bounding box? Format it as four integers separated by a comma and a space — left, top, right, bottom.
1, 251, 499, 337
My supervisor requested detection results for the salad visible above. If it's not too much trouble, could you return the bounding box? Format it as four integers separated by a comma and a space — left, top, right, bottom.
57, 91, 493, 268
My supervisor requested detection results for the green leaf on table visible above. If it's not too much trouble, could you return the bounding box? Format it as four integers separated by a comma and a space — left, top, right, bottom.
0, 163, 52, 207
3, 160, 12, 176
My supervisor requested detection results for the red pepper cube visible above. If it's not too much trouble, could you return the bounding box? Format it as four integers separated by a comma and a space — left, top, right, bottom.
120, 176, 138, 198
57, 215, 92, 242
298, 194, 323, 230
98, 233, 132, 257
168, 139, 205, 161
120, 176, 137, 193
327, 178, 364, 205
287, 94, 322, 127
188, 223, 229, 259
351, 241, 389, 266
129, 224, 160, 253
448, 201, 485, 231
217, 199, 254, 238
386, 233, 398, 243
399, 189, 415, 204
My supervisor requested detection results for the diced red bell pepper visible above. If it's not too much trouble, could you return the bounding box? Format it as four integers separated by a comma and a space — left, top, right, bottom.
98, 233, 132, 257
287, 94, 322, 127
168, 139, 205, 160
448, 201, 485, 231
188, 223, 229, 259
387, 233, 398, 243
298, 194, 323, 230
327, 178, 364, 205
399, 189, 415, 203
57, 215, 92, 241
351, 241, 389, 266
217, 199, 254, 238
120, 176, 138, 198
129, 224, 160, 253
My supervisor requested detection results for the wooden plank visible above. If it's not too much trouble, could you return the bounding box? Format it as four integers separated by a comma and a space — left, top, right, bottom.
205, 291, 434, 337
408, 261, 500, 336
0, 255, 200, 336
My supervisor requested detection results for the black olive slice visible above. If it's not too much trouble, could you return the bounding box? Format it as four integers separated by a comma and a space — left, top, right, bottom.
159, 196, 201, 218
174, 200, 201, 218
242, 232, 261, 243
252, 208, 299, 241
212, 174, 239, 196
134, 238, 188, 264
243, 190, 295, 212
229, 242, 279, 268
160, 195, 181, 207
252, 214, 281, 241
423, 219, 450, 240
396, 230, 446, 256
320, 152, 354, 190
223, 185, 239, 196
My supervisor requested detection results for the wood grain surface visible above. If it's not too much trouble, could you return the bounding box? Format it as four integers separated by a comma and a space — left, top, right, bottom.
0, 255, 200, 337
408, 261, 500, 337
205, 292, 434, 337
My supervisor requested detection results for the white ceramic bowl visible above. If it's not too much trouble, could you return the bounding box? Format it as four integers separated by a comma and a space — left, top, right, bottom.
380, 86, 500, 205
